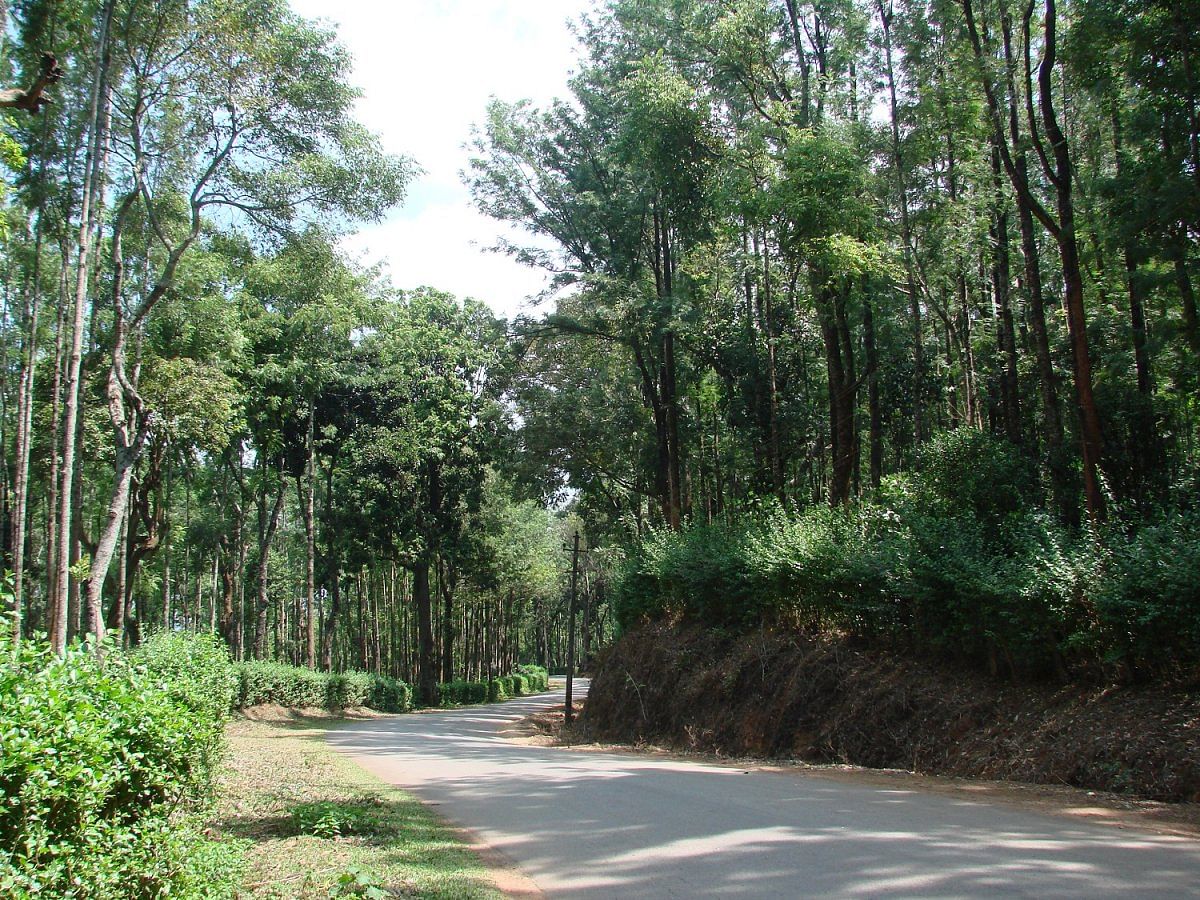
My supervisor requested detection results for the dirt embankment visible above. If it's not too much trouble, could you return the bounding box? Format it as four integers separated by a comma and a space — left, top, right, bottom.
584, 622, 1200, 803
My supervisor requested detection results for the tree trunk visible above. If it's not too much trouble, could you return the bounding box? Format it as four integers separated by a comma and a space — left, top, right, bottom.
863, 294, 882, 489
300, 411, 317, 667
1036, 0, 1106, 521
877, 1, 926, 448
990, 141, 1023, 444
413, 557, 438, 706
439, 559, 456, 683
251, 479, 286, 659
51, 0, 115, 653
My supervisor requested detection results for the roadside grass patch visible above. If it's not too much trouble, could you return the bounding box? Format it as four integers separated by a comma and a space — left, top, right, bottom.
217, 715, 502, 899
290, 799, 394, 840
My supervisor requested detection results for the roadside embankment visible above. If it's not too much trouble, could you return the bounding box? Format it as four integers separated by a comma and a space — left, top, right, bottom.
584, 622, 1200, 802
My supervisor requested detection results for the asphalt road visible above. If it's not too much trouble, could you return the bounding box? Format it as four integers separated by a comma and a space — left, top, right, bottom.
327, 682, 1200, 898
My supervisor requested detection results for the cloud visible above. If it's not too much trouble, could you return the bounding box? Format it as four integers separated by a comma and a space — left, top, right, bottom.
288, 0, 595, 318
343, 201, 558, 320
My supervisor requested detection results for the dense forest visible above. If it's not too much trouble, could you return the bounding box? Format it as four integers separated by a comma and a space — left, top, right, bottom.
2, 0, 1198, 718
0, 0, 613, 712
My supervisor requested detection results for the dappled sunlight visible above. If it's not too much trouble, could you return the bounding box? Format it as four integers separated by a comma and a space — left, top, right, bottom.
327, 687, 1200, 898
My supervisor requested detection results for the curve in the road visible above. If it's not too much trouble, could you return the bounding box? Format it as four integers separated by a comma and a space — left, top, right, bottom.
327, 683, 1200, 899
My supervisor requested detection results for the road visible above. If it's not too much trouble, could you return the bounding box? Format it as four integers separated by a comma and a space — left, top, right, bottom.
327, 682, 1200, 898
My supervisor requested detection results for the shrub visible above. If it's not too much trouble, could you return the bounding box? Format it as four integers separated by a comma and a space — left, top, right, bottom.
609, 432, 1200, 678
0, 628, 242, 898
290, 800, 389, 839
132, 631, 237, 792
487, 678, 507, 703
236, 662, 410, 713
515, 664, 549, 692
365, 674, 412, 713
238, 660, 327, 708
1093, 510, 1200, 671
438, 680, 488, 706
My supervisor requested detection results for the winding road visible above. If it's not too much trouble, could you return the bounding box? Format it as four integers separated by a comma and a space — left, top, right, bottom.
327, 683, 1200, 898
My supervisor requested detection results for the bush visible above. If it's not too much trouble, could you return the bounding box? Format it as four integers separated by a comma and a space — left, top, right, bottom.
438, 680, 488, 706
0, 628, 242, 899
132, 631, 238, 792
1093, 510, 1200, 671
487, 678, 507, 703
237, 662, 410, 713
610, 430, 1200, 678
515, 664, 549, 692
365, 674, 412, 713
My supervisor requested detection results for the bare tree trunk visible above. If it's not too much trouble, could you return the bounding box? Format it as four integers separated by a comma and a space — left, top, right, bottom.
1035, 0, 1106, 521
760, 229, 785, 498
877, 1, 926, 447
963, 0, 1075, 518
863, 295, 882, 489
301, 410, 317, 667
439, 558, 456, 683
10, 230, 42, 640
414, 556, 438, 706
990, 140, 1023, 444
52, 0, 115, 653
251, 478, 286, 659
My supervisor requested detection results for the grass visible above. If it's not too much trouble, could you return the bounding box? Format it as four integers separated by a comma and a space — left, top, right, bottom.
214, 714, 505, 899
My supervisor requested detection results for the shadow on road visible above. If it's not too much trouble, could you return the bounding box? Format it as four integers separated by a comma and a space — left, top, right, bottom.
327, 687, 1200, 898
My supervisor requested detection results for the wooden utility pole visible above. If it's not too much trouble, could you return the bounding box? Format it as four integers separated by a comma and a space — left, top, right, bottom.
564, 531, 580, 725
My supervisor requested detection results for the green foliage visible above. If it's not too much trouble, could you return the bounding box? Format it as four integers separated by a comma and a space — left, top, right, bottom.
236, 662, 410, 713
1092, 511, 1200, 669
291, 800, 386, 839
487, 678, 507, 704
614, 431, 1200, 677
439, 669, 543, 706
329, 865, 388, 900
131, 631, 238, 797
0, 628, 242, 899
438, 680, 489, 706
515, 664, 550, 692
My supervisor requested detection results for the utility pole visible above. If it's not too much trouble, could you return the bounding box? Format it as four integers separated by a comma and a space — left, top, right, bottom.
564, 530, 580, 725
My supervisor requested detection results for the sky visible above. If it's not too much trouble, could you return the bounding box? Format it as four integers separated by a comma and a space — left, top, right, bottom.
287, 0, 596, 320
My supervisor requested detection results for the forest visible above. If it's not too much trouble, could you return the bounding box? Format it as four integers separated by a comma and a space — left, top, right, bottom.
2, 0, 1199, 894
1, 0, 1197, 694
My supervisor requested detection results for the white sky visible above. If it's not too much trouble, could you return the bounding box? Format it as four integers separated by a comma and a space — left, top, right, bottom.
288, 0, 596, 320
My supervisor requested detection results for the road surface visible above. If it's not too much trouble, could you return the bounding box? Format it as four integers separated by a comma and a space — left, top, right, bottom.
327, 682, 1200, 898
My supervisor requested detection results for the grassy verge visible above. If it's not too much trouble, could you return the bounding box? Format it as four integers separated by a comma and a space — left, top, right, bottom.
215, 714, 504, 899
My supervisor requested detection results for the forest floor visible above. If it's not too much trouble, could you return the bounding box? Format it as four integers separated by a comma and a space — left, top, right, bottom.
214, 707, 506, 899
511, 700, 1200, 839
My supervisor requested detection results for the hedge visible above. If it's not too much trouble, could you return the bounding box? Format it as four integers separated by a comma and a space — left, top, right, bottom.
236, 661, 410, 713
515, 664, 550, 692
438, 679, 489, 706
441, 668, 550, 707
235, 660, 543, 712
0, 628, 243, 899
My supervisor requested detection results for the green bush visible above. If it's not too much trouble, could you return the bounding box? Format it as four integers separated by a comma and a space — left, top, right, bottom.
438, 679, 488, 706
1092, 510, 1200, 670
611, 430, 1200, 677
236, 662, 410, 713
132, 631, 238, 792
515, 664, 549, 692
238, 660, 327, 708
365, 674, 412, 713
487, 678, 507, 703
0, 628, 242, 899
